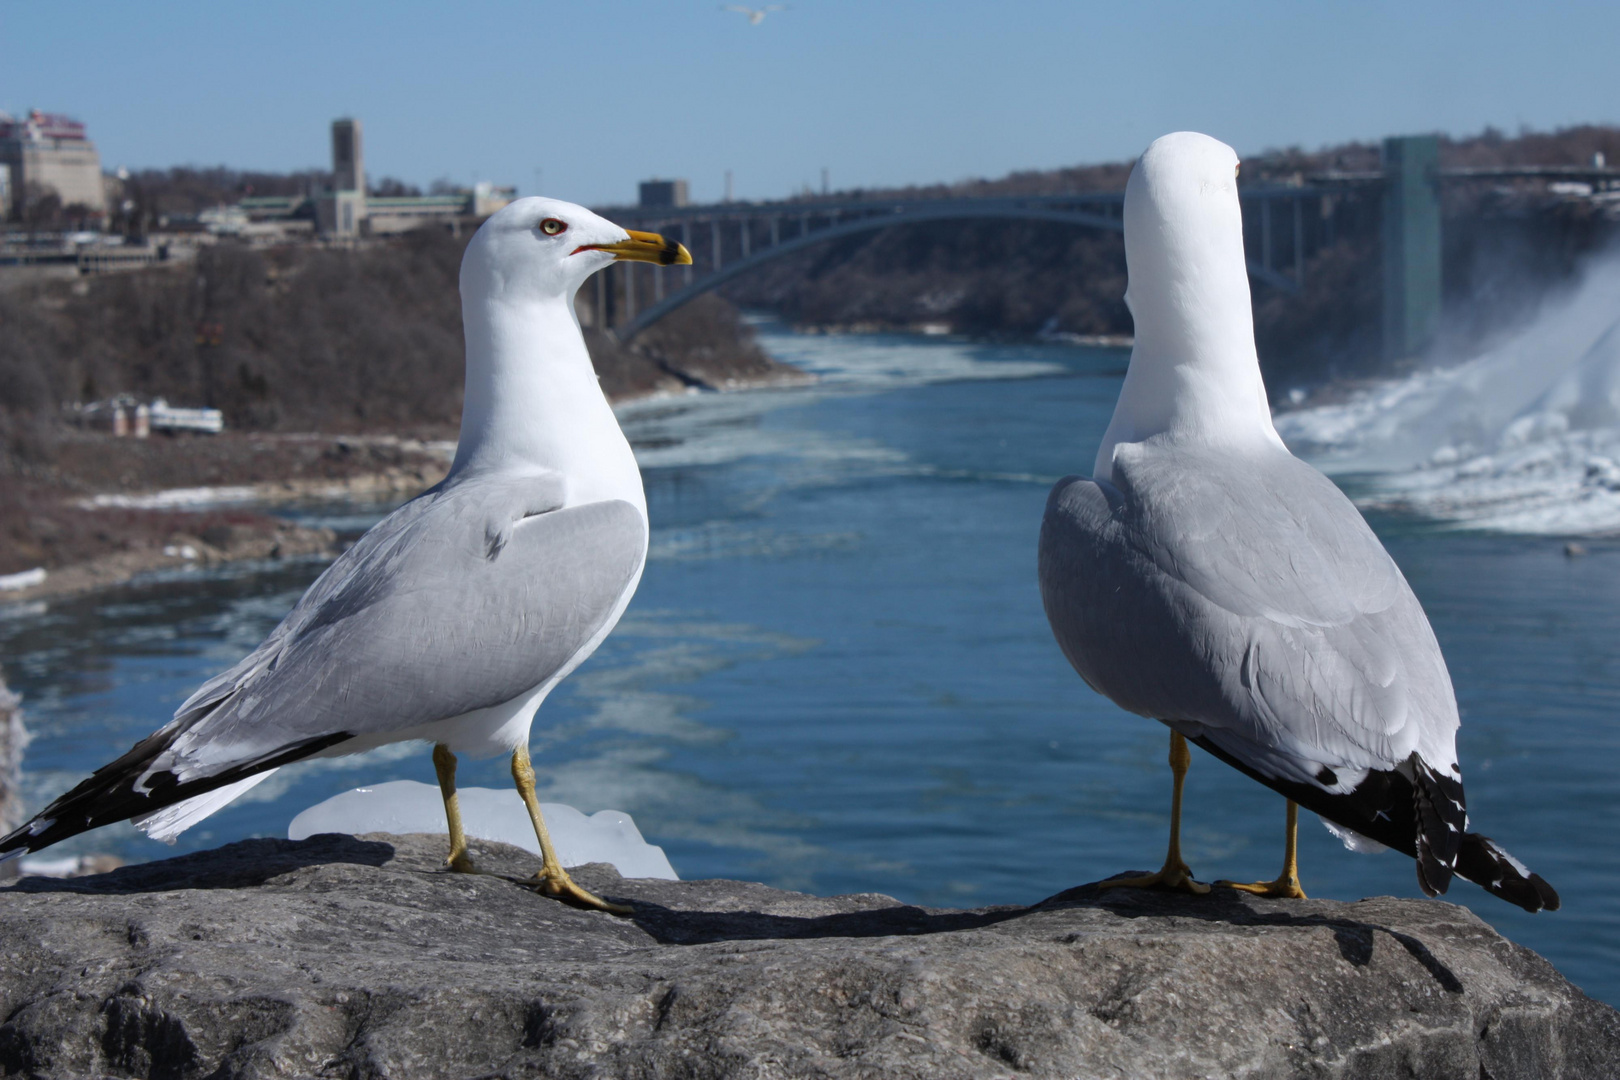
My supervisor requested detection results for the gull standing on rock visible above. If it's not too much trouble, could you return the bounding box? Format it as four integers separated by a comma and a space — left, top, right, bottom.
0, 198, 692, 914
1038, 132, 1559, 912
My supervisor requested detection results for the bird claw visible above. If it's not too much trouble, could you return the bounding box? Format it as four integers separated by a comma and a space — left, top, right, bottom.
527, 867, 634, 915
1216, 876, 1307, 899
1099, 861, 1211, 895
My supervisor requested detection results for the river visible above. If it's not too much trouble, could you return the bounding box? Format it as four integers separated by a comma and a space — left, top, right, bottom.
2, 321, 1616, 1005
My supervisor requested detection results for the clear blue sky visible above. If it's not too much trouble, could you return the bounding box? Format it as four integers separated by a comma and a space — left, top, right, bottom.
4, 1, 1616, 206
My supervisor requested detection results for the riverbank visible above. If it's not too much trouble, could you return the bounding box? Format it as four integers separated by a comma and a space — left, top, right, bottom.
0, 357, 808, 603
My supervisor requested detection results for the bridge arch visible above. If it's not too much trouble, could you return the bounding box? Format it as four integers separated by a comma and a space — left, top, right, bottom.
607, 203, 1300, 341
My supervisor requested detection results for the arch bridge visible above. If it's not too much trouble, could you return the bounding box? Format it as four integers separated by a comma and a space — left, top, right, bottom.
592, 188, 1314, 342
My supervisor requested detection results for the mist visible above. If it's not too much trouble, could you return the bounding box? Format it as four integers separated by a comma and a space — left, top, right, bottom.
1275, 244, 1620, 534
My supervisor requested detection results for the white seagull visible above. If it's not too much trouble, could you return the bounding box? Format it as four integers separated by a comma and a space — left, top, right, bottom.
0, 198, 692, 913
722, 5, 786, 25
1038, 132, 1558, 913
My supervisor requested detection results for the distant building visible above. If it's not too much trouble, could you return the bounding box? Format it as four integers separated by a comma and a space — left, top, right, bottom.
0, 110, 107, 219
469, 180, 515, 217
316, 117, 367, 237
312, 117, 515, 236
639, 179, 689, 208
66, 395, 224, 438
364, 194, 472, 235
332, 117, 364, 194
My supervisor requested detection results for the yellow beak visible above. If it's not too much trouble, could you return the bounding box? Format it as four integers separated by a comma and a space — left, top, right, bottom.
576, 229, 693, 266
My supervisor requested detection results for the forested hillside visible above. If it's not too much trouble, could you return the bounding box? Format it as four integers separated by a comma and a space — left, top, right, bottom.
0, 228, 787, 477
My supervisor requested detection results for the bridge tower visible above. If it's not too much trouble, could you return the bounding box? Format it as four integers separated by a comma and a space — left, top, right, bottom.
1381, 135, 1442, 362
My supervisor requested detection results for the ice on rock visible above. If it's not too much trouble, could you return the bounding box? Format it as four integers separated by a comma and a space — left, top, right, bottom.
287, 780, 677, 880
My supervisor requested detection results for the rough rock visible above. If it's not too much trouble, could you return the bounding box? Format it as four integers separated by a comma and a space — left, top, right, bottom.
0, 673, 25, 842
0, 833, 1614, 1079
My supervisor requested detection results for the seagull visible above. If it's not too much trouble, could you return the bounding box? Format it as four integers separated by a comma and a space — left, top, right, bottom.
0, 198, 692, 913
721, 4, 786, 25
1038, 132, 1559, 913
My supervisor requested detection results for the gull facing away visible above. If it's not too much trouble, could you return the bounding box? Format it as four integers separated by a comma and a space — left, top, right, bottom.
721, 5, 786, 25
1038, 132, 1559, 913
0, 198, 692, 913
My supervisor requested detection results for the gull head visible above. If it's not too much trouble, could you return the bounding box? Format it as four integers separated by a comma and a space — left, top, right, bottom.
462, 196, 692, 305
1122, 131, 1251, 354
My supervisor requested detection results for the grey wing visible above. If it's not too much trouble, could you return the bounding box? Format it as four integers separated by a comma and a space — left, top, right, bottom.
1039, 444, 1458, 789
155, 477, 645, 779
171, 483, 455, 724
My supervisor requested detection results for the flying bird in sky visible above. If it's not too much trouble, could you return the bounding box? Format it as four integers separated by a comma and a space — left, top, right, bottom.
722, 5, 786, 25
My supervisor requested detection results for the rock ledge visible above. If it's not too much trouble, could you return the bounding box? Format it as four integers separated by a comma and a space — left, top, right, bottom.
0, 833, 1613, 1079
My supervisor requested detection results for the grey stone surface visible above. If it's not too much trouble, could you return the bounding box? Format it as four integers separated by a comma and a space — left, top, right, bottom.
0, 832, 1614, 1079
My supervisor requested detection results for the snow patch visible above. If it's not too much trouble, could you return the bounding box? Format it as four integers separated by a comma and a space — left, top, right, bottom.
0, 568, 46, 591
83, 486, 258, 511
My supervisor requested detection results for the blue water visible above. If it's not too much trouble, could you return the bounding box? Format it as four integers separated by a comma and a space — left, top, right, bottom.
2, 324, 1617, 1004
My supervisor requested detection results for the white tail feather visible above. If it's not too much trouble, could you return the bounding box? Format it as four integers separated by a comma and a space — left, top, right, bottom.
132, 769, 279, 843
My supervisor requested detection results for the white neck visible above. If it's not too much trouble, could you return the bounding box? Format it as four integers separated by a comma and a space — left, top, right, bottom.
449, 290, 645, 514
1093, 298, 1283, 481
1093, 171, 1284, 481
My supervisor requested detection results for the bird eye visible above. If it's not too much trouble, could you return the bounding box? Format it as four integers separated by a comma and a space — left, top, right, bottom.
540, 218, 567, 235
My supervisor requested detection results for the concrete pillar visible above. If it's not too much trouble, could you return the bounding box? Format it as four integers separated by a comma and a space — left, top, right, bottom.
1292, 197, 1304, 286
682, 221, 693, 287
740, 219, 750, 258
1382, 135, 1443, 362
711, 219, 722, 271
1261, 199, 1272, 271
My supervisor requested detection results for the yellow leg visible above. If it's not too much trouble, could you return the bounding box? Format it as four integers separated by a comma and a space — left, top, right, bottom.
511, 745, 632, 915
432, 743, 477, 873
1101, 731, 1210, 895
1218, 799, 1307, 899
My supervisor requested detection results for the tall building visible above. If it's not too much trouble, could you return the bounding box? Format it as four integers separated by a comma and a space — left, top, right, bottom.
331, 117, 364, 193
0, 110, 107, 219
639, 179, 689, 208
317, 117, 367, 237
310, 116, 514, 237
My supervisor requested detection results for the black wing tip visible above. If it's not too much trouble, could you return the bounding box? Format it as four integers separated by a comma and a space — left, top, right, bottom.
1415, 846, 1452, 898
1412, 756, 1466, 899
1456, 832, 1561, 913
0, 730, 353, 864
1529, 873, 1561, 913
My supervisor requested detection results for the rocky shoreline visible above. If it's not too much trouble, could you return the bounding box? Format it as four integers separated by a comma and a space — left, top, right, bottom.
0, 831, 1612, 1078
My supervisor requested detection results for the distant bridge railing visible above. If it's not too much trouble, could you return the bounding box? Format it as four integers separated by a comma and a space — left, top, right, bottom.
593, 187, 1320, 341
